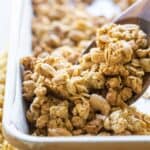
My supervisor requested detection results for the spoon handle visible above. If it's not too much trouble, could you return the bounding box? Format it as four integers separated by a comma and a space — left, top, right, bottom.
114, 0, 150, 23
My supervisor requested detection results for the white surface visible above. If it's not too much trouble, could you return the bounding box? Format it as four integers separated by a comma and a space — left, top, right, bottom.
0, 0, 11, 52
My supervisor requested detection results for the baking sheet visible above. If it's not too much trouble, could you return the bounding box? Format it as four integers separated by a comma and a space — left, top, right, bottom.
2, 0, 150, 149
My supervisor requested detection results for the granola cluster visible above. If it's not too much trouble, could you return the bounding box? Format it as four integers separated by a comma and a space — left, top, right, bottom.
22, 23, 150, 136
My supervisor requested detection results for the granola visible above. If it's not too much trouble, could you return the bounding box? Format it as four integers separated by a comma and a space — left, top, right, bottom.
32, 0, 109, 59
22, 23, 150, 136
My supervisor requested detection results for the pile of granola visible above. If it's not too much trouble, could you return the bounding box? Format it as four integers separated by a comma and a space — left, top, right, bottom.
21, 23, 150, 136
32, 0, 109, 59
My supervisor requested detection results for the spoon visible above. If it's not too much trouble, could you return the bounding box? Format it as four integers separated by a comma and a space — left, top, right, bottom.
79, 0, 150, 104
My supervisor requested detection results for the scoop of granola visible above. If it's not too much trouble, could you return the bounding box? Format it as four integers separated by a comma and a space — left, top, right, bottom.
22, 23, 150, 136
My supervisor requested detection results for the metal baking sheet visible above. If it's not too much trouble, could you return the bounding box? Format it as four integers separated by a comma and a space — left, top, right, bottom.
2, 0, 150, 150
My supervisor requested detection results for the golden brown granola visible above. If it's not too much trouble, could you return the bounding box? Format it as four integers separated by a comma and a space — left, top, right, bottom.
32, 0, 109, 60
21, 23, 150, 136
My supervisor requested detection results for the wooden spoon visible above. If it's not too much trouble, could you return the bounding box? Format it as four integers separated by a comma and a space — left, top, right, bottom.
79, 0, 150, 104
